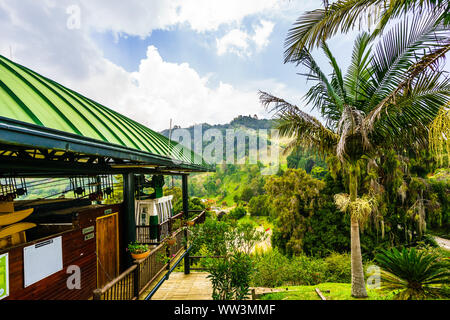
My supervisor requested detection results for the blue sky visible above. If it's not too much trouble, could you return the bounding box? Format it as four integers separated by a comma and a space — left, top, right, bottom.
92, 16, 307, 88
0, 1, 446, 131
0, 0, 340, 130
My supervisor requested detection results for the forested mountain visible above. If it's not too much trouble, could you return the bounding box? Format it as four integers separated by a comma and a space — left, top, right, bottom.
159, 115, 274, 138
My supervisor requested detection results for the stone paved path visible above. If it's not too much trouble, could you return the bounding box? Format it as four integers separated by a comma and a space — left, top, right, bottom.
435, 236, 450, 251
150, 272, 213, 300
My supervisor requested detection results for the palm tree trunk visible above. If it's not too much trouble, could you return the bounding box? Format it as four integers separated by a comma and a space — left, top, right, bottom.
349, 166, 368, 298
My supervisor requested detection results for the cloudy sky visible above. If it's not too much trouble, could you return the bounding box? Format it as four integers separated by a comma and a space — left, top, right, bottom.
0, 0, 428, 131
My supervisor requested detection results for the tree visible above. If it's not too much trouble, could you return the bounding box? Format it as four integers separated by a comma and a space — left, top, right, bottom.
260, 13, 450, 297
240, 186, 255, 202
228, 206, 247, 220
265, 169, 325, 256
284, 0, 449, 64
248, 195, 271, 217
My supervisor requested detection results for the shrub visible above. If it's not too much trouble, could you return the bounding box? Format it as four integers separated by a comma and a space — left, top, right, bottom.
173, 197, 206, 217
324, 252, 352, 283
206, 252, 253, 300
190, 218, 266, 300
289, 255, 327, 285
375, 247, 450, 300
240, 186, 255, 202
248, 195, 271, 217
229, 206, 247, 220
251, 249, 329, 287
251, 249, 290, 287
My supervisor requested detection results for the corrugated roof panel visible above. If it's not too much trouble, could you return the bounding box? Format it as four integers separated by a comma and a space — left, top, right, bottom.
3, 58, 106, 140
0, 61, 77, 134
0, 54, 209, 169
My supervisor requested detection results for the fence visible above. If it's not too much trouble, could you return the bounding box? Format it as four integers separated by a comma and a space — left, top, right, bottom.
136, 211, 185, 243
93, 210, 206, 300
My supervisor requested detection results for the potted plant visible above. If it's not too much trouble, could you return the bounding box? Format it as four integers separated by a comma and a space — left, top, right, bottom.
186, 220, 195, 227
166, 236, 176, 246
127, 242, 150, 260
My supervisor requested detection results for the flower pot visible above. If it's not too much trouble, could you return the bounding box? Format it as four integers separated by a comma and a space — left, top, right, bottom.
167, 238, 176, 246
131, 251, 150, 260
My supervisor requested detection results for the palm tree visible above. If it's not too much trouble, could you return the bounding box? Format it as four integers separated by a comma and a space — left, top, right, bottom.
259, 13, 450, 297
375, 247, 450, 299
285, 3, 450, 135
284, 0, 449, 58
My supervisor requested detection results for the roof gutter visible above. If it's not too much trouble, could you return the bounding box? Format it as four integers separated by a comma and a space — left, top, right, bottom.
0, 117, 215, 172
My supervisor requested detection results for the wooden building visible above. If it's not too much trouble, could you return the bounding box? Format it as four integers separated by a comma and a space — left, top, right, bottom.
0, 54, 212, 300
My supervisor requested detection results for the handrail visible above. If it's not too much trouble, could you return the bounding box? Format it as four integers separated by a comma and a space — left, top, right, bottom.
144, 245, 192, 300
94, 210, 206, 300
96, 265, 137, 294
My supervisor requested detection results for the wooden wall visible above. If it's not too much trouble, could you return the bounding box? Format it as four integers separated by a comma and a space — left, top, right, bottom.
1, 203, 123, 300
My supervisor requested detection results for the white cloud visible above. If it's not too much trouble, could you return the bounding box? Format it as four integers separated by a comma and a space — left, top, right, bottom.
216, 29, 251, 57
73, 0, 284, 37
0, 0, 317, 133
252, 20, 275, 51
115, 46, 265, 130
176, 0, 280, 32
215, 20, 275, 57
0, 1, 272, 131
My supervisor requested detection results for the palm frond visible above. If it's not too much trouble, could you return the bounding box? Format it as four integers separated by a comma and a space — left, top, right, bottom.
259, 91, 338, 156
284, 0, 382, 61
344, 32, 375, 111
366, 12, 449, 127
369, 71, 450, 151
321, 42, 347, 102
284, 0, 448, 62
375, 247, 450, 299
292, 47, 345, 118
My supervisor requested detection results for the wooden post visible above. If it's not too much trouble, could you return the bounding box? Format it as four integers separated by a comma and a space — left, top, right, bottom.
123, 173, 136, 267
182, 174, 190, 274
133, 262, 141, 299
166, 244, 171, 280
315, 288, 327, 300
157, 224, 161, 243
93, 289, 102, 300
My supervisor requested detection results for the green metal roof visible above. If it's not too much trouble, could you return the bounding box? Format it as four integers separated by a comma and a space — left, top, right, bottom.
0, 54, 211, 171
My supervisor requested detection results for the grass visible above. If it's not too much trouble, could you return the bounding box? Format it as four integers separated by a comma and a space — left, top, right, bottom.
259, 283, 394, 300
238, 214, 274, 230
436, 248, 450, 261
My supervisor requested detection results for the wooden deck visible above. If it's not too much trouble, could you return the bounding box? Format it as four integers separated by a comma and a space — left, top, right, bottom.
143, 272, 213, 300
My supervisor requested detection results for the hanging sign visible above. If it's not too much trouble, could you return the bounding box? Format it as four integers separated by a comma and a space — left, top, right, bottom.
0, 253, 9, 300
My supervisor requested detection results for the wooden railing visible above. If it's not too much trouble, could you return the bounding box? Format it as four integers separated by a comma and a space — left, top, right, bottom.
159, 212, 184, 241
136, 210, 205, 244
93, 264, 138, 300
93, 210, 206, 300
136, 242, 168, 294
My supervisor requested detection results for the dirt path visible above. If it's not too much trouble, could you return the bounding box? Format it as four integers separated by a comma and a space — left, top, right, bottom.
434, 236, 450, 251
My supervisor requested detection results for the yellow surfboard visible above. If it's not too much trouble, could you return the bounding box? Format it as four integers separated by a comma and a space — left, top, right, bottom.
0, 222, 36, 238
0, 222, 36, 249
0, 208, 34, 227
